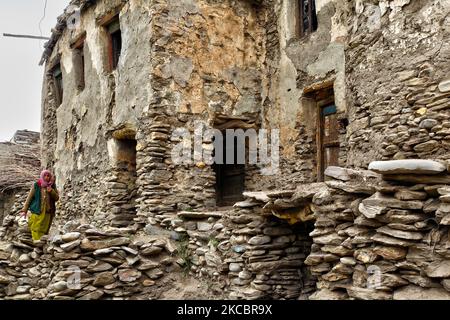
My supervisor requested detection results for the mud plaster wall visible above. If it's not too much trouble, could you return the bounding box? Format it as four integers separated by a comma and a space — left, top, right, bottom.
42, 0, 152, 226
345, 0, 450, 169
156, 0, 265, 118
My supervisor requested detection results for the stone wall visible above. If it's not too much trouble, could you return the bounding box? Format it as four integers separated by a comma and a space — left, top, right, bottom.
41, 0, 273, 229
0, 225, 183, 300
305, 161, 450, 300
0, 189, 30, 241
172, 203, 315, 300
131, 0, 271, 230
0, 130, 41, 236
26, 0, 450, 300
40, 0, 450, 223
260, 0, 450, 185
2, 160, 450, 300
0, 197, 314, 300
254, 0, 351, 187
345, 0, 450, 168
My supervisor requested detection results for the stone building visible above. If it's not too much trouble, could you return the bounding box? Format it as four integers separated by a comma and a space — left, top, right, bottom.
1, 0, 445, 300
0, 130, 41, 239
40, 0, 450, 226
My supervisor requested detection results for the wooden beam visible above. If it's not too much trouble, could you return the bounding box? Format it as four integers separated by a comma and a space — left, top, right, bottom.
70, 32, 87, 49
303, 78, 335, 95
96, 4, 125, 26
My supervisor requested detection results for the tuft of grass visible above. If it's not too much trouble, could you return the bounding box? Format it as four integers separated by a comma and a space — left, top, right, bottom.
177, 234, 193, 275
208, 237, 219, 248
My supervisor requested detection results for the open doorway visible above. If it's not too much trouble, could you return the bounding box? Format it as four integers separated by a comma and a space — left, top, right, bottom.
213, 131, 245, 207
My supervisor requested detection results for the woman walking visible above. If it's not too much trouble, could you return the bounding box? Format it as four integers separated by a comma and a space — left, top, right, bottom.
21, 170, 59, 241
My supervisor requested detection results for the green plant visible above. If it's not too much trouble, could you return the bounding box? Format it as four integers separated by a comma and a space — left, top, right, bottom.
177, 234, 193, 275
208, 237, 219, 248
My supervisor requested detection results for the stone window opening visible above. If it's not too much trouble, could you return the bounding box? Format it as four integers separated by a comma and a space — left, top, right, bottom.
51, 63, 63, 106
298, 0, 318, 38
105, 17, 122, 71
71, 35, 86, 92
213, 131, 246, 208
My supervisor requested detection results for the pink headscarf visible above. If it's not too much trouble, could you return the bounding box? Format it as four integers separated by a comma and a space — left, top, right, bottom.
38, 170, 54, 188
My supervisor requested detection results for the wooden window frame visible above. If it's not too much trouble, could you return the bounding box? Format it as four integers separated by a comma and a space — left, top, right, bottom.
51, 63, 63, 107
102, 16, 122, 72
299, 0, 318, 38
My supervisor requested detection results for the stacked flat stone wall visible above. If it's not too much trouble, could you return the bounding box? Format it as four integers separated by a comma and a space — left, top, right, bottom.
0, 226, 180, 300
0, 190, 29, 241
0, 188, 316, 300
305, 162, 450, 300
345, 0, 450, 169
2, 161, 450, 300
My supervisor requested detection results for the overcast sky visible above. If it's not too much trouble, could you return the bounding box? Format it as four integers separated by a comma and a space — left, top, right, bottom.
0, 0, 70, 142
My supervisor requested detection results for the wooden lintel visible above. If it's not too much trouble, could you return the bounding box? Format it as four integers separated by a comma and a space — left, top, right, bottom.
303, 78, 335, 95
70, 32, 87, 49
96, 4, 125, 26
47, 54, 62, 72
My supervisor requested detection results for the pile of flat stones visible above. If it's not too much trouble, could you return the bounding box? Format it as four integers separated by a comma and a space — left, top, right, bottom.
0, 190, 30, 243
307, 160, 450, 300
0, 223, 179, 300
105, 170, 138, 228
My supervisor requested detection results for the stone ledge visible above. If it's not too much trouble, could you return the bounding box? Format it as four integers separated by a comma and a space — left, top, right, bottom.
369, 159, 446, 175
177, 211, 224, 219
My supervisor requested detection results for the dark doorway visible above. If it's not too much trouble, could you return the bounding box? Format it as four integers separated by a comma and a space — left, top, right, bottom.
213, 132, 245, 207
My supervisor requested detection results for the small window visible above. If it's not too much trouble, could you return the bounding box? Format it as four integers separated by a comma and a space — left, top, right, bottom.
73, 41, 85, 91
106, 18, 122, 71
299, 0, 318, 37
52, 64, 63, 106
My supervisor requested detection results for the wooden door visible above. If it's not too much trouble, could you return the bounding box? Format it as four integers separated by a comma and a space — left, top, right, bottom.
318, 104, 340, 181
